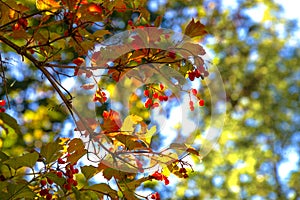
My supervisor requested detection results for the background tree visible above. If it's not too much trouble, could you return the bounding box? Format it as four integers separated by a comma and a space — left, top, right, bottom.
146, 0, 300, 199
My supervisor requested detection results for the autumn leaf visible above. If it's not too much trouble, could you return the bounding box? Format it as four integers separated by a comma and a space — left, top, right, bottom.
184, 18, 208, 38
101, 109, 122, 132
36, 0, 61, 14
115, 134, 148, 150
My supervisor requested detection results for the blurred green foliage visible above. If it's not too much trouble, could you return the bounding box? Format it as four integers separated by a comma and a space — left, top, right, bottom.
146, 0, 300, 199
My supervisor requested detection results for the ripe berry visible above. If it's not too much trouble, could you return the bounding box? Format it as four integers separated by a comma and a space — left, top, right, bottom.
194, 69, 201, 78
191, 89, 197, 96
163, 96, 168, 101
73, 180, 78, 186
144, 89, 149, 97
40, 179, 47, 186
0, 100, 6, 106
56, 171, 63, 178
188, 72, 195, 81
183, 173, 189, 178
158, 96, 164, 101
46, 193, 52, 200
128, 20, 133, 26
153, 92, 158, 99
47, 178, 53, 185
199, 99, 205, 106
159, 83, 164, 90
39, 189, 49, 196
73, 168, 79, 174
58, 158, 65, 164
0, 107, 6, 113
64, 183, 72, 190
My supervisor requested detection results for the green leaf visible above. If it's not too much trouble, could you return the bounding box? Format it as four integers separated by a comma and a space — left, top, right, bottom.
4, 152, 39, 170
41, 140, 63, 164
0, 151, 9, 162
86, 183, 118, 199
45, 172, 65, 187
6, 183, 35, 200
81, 165, 98, 180
0, 113, 22, 135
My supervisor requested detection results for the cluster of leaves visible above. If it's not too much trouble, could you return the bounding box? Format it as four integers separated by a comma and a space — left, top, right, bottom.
0, 0, 211, 199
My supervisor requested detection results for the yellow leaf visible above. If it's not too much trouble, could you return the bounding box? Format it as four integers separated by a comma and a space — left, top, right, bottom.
121, 115, 143, 132
36, 0, 61, 14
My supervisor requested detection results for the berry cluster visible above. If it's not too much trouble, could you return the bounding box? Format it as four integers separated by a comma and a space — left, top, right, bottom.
63, 163, 79, 190
149, 192, 161, 200
12, 17, 28, 31
39, 174, 56, 199
38, 155, 79, 199
189, 88, 205, 111
0, 100, 6, 112
57, 155, 79, 190
188, 67, 209, 81
144, 83, 169, 108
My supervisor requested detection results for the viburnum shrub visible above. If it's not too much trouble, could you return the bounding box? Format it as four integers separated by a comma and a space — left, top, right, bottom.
0, 0, 213, 199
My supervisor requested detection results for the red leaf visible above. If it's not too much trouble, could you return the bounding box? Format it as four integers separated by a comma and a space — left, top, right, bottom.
101, 110, 122, 132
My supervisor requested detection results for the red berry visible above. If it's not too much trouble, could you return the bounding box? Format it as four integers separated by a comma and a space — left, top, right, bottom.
188, 72, 195, 81
58, 158, 65, 164
73, 180, 78, 186
153, 92, 158, 99
158, 96, 164, 101
159, 83, 164, 90
40, 179, 47, 186
64, 183, 72, 190
191, 89, 197, 96
56, 171, 63, 178
194, 69, 201, 78
144, 89, 149, 97
0, 100, 6, 106
46, 193, 52, 200
199, 99, 205, 106
39, 189, 49, 196
47, 178, 53, 185
128, 20, 133, 26
67, 178, 74, 184
0, 107, 6, 113
183, 173, 189, 178
73, 168, 79, 174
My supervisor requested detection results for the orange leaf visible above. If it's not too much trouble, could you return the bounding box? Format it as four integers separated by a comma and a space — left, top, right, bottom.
88, 3, 102, 14
36, 0, 61, 13
101, 109, 122, 132
184, 18, 208, 38
73, 57, 85, 66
